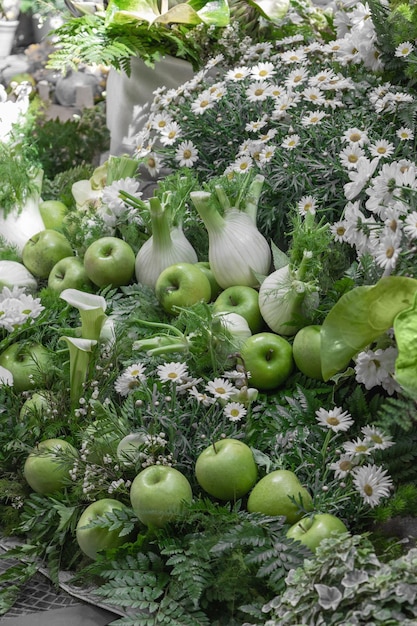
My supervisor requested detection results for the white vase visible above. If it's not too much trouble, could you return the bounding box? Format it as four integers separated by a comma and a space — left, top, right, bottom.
0, 20, 19, 58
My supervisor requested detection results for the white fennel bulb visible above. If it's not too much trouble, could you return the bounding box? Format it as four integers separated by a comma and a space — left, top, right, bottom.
135, 196, 197, 288
259, 264, 318, 336
0, 261, 37, 292
213, 311, 252, 349
190, 193, 271, 289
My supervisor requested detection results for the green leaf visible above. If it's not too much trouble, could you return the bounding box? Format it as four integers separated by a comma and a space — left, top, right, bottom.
393, 291, 417, 399
247, 0, 289, 22
321, 276, 417, 380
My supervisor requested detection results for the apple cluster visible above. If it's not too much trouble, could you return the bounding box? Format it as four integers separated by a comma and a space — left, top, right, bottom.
21, 434, 347, 560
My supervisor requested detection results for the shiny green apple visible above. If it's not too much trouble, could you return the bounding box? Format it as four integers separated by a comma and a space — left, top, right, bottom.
247, 469, 313, 524
0, 342, 52, 392
213, 285, 264, 334
39, 200, 68, 231
195, 438, 258, 501
292, 325, 323, 380
48, 256, 93, 294
239, 332, 293, 391
195, 262, 223, 300
76, 498, 134, 560
84, 236, 136, 288
155, 262, 212, 315
286, 513, 348, 551
22, 229, 74, 279
130, 465, 193, 528
23, 438, 78, 494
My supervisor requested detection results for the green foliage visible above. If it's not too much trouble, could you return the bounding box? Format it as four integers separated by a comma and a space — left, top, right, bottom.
255, 532, 417, 625
30, 104, 110, 180
83, 501, 309, 625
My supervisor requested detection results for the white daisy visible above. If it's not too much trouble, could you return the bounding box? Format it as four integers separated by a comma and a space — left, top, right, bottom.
225, 66, 251, 81
297, 195, 318, 217
285, 67, 309, 87
281, 133, 300, 150
341, 127, 369, 146
175, 140, 199, 167
159, 121, 182, 146
281, 48, 308, 64
395, 41, 414, 58
301, 110, 326, 126
330, 220, 349, 243
151, 111, 173, 131
352, 464, 393, 507
396, 126, 414, 141
245, 81, 272, 103
339, 144, 366, 169
143, 152, 163, 177
368, 139, 395, 159
245, 117, 268, 133
224, 402, 247, 422
205, 377, 236, 400
302, 86, 326, 105
361, 426, 394, 451
157, 362, 189, 384
188, 386, 216, 406
114, 363, 147, 396
373, 230, 401, 273
343, 437, 372, 457
232, 155, 254, 173
250, 62, 275, 80
403, 211, 417, 239
191, 90, 215, 115
329, 454, 356, 479
315, 407, 354, 432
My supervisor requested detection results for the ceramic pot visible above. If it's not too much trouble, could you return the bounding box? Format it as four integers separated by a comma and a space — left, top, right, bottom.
0, 20, 19, 58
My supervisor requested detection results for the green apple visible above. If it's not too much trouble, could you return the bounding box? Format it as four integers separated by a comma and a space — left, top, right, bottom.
213, 285, 263, 334
247, 469, 313, 524
239, 332, 293, 391
39, 200, 68, 230
130, 465, 193, 528
155, 262, 212, 315
286, 513, 348, 551
195, 438, 258, 501
76, 498, 134, 560
83, 236, 136, 288
23, 438, 78, 494
19, 390, 55, 428
0, 342, 52, 392
195, 262, 222, 300
48, 256, 93, 294
22, 229, 74, 279
292, 325, 323, 380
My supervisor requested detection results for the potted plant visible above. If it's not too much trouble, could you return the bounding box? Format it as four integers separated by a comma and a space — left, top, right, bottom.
0, 0, 21, 57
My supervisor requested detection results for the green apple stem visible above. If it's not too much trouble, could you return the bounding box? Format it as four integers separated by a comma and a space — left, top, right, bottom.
212, 441, 218, 453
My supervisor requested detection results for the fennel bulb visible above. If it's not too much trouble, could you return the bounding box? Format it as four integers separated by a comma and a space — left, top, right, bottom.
259, 264, 318, 336
190, 193, 271, 289
0, 261, 37, 292
135, 196, 197, 288
213, 311, 252, 349
0, 170, 45, 253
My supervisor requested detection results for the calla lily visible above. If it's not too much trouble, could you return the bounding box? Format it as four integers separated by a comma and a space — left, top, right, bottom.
0, 366, 13, 386
71, 179, 103, 211
60, 336, 97, 407
60, 289, 107, 341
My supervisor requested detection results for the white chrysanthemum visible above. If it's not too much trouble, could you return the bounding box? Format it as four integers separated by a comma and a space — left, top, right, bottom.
206, 377, 236, 400
315, 407, 354, 432
157, 362, 189, 384
352, 464, 393, 507
224, 402, 247, 422
0, 287, 44, 332
354, 346, 399, 393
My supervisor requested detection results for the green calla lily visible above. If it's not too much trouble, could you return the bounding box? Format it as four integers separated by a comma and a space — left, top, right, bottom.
60, 289, 107, 342
60, 336, 98, 408
106, 0, 229, 26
